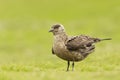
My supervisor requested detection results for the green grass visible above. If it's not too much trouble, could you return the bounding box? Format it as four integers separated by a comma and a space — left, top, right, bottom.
0, 0, 120, 80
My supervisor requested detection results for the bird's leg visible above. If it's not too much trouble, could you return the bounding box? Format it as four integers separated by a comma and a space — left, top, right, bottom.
72, 61, 74, 71
67, 61, 70, 71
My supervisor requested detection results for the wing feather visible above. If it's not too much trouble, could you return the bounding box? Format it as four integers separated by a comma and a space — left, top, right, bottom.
66, 35, 100, 51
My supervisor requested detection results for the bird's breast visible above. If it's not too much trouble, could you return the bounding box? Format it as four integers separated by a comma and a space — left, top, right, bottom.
53, 42, 65, 54
53, 42, 84, 61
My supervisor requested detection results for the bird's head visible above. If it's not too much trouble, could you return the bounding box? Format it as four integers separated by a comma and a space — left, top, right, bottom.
49, 24, 65, 35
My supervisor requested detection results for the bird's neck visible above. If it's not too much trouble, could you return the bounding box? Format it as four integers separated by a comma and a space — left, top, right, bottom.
54, 32, 68, 42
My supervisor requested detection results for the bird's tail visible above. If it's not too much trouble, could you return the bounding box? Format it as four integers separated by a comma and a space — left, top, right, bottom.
100, 38, 112, 41
93, 38, 112, 43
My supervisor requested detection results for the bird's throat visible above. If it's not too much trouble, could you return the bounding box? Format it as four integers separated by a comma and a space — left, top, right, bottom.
54, 32, 68, 42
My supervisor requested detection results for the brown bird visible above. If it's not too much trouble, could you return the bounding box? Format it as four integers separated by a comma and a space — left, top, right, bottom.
49, 24, 111, 71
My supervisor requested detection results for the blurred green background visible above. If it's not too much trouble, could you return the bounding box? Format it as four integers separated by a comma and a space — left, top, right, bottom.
0, 0, 120, 80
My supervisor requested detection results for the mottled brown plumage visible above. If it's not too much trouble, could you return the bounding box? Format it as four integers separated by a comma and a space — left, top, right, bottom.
49, 24, 111, 71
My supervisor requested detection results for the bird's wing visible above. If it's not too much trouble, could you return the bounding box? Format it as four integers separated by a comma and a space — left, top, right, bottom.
66, 35, 100, 51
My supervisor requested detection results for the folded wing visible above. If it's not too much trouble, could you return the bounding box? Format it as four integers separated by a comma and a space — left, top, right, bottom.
66, 35, 101, 56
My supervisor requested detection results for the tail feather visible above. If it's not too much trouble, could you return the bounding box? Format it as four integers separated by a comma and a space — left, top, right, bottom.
93, 38, 112, 43
101, 38, 112, 41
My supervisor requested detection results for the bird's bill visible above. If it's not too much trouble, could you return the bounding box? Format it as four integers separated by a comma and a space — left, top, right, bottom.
49, 29, 53, 32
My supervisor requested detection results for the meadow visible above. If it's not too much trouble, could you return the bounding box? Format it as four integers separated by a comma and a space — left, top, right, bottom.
0, 0, 120, 80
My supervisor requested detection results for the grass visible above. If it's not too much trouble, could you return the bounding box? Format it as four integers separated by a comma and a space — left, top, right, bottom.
0, 0, 120, 80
